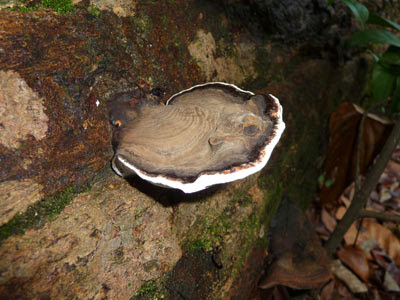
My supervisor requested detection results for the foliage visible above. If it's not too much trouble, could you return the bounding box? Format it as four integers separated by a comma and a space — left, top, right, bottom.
8, 0, 74, 14
130, 280, 165, 300
339, 0, 400, 114
87, 5, 101, 17
42, 0, 74, 14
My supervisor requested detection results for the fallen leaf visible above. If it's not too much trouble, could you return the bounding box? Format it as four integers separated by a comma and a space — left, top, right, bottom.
366, 197, 386, 212
370, 190, 380, 202
383, 271, 400, 292
390, 181, 399, 193
340, 195, 351, 208
359, 238, 378, 259
335, 277, 355, 299
387, 159, 400, 177
380, 187, 392, 203
371, 249, 400, 285
344, 219, 400, 265
337, 245, 370, 282
331, 259, 368, 294
321, 208, 337, 232
315, 224, 331, 240
336, 206, 347, 220
320, 103, 392, 204
321, 280, 335, 300
379, 172, 395, 186
382, 200, 400, 211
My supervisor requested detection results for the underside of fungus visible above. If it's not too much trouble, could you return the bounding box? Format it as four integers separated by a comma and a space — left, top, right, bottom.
112, 82, 285, 193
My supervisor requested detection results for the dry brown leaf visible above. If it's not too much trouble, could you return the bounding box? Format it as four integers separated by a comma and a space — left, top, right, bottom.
337, 245, 370, 282
371, 249, 400, 285
343, 183, 355, 200
320, 103, 392, 204
321, 280, 335, 300
336, 206, 347, 220
387, 159, 400, 177
321, 208, 337, 232
366, 197, 386, 212
379, 172, 395, 186
384, 271, 400, 292
344, 219, 400, 265
370, 190, 380, 202
379, 187, 392, 202
335, 278, 355, 299
340, 195, 351, 208
316, 224, 331, 240
331, 260, 368, 294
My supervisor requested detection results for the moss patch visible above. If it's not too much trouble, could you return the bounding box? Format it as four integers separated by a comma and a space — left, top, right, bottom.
0, 168, 110, 244
0, 185, 77, 243
87, 5, 101, 17
42, 0, 73, 13
131, 279, 166, 300
8, 0, 74, 13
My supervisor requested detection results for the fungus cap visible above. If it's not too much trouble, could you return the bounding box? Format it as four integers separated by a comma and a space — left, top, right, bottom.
112, 82, 285, 193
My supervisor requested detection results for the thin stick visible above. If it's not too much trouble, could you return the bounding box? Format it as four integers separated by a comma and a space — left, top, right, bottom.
354, 112, 367, 196
359, 209, 400, 223
352, 112, 367, 247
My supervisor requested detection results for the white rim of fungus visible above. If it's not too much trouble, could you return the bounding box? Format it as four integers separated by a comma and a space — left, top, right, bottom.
112, 82, 286, 193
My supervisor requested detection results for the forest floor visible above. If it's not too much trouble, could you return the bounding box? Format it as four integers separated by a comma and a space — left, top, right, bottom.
309, 148, 400, 299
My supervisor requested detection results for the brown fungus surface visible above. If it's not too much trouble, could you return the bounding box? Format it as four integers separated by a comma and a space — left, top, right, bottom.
112, 83, 285, 193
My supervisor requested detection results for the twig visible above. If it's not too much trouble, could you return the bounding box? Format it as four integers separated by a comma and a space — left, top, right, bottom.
352, 111, 367, 246
359, 209, 400, 223
354, 112, 367, 196
325, 117, 400, 257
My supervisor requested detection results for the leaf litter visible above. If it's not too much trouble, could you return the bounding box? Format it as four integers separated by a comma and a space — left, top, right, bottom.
308, 126, 400, 300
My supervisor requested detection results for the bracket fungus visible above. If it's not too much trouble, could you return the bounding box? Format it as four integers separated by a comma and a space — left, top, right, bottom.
111, 82, 285, 193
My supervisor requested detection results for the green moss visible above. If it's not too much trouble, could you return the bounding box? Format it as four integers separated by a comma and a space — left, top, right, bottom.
87, 6, 101, 17
188, 238, 212, 251
42, 0, 74, 14
242, 47, 272, 90
7, 4, 40, 12
231, 212, 262, 269
232, 189, 252, 207
0, 185, 78, 243
131, 280, 166, 300
139, 0, 156, 4
132, 15, 153, 45
0, 167, 111, 244
185, 210, 234, 252
257, 114, 323, 211
7, 0, 73, 13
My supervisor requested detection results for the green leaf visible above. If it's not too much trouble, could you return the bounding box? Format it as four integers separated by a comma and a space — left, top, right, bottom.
389, 77, 400, 113
324, 179, 334, 188
367, 13, 400, 32
372, 62, 396, 101
342, 0, 369, 28
381, 46, 400, 66
347, 29, 400, 48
